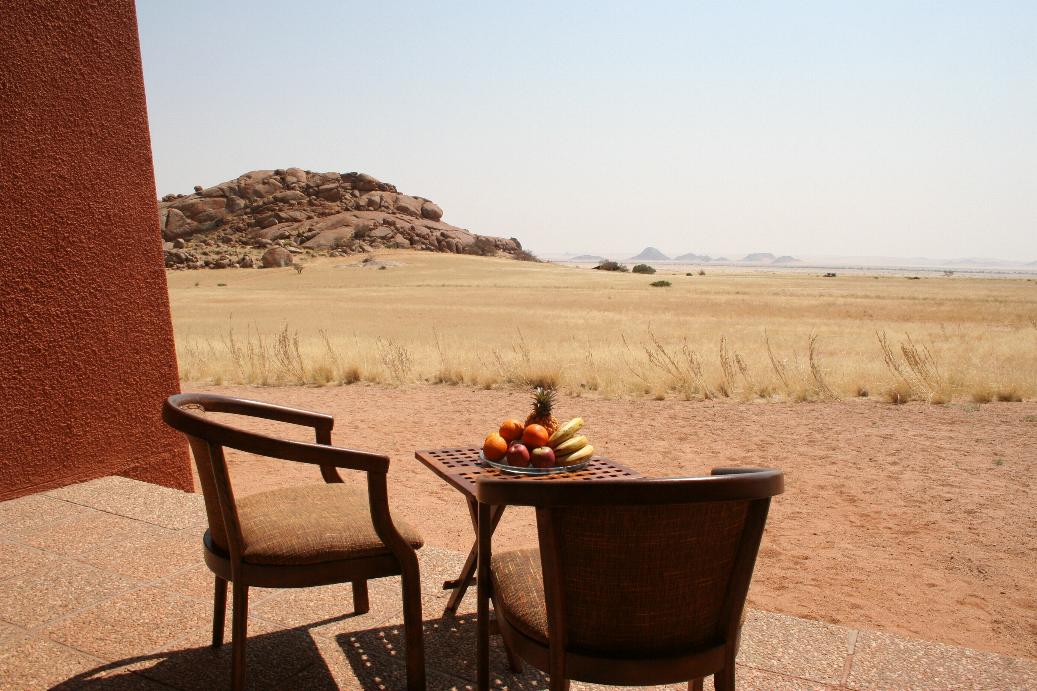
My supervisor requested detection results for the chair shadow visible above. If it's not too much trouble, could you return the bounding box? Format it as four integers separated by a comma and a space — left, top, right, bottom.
50, 612, 549, 690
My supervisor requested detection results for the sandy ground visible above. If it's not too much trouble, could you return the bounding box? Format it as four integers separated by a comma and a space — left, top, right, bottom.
191, 383, 1037, 660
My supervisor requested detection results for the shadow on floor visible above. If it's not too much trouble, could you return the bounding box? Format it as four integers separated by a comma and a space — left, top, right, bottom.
49, 612, 550, 690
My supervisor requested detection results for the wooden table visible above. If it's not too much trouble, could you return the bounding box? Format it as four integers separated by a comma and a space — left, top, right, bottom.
414, 447, 642, 615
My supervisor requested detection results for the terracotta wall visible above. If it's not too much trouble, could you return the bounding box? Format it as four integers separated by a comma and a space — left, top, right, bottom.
0, 1, 192, 499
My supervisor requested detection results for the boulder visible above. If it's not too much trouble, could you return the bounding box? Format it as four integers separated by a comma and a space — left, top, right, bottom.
284, 167, 308, 185
393, 195, 422, 217
317, 184, 342, 202
421, 201, 443, 221
273, 190, 307, 203
352, 173, 384, 192
261, 246, 293, 268
236, 171, 283, 199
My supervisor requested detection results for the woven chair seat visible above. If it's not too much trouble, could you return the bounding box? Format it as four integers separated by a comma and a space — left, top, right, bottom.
491, 548, 549, 643
231, 484, 423, 566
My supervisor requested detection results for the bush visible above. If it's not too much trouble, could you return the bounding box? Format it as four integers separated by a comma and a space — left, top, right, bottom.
513, 249, 540, 262
466, 236, 498, 256
632, 264, 656, 274
593, 260, 628, 272
650, 280, 671, 287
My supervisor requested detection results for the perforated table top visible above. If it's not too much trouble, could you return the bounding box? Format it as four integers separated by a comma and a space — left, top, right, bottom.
414, 447, 641, 499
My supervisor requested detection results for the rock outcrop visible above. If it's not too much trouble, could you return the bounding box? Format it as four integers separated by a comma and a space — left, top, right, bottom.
159, 168, 526, 269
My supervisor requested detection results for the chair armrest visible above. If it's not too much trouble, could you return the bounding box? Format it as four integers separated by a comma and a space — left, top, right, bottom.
168, 392, 333, 436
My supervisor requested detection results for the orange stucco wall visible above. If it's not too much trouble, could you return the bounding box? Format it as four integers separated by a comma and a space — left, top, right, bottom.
0, 1, 192, 499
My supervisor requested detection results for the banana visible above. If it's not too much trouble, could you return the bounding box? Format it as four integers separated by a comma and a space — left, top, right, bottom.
552, 435, 588, 456
548, 417, 584, 447
559, 445, 593, 465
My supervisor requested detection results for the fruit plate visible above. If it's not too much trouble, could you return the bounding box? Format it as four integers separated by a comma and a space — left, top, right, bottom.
479, 451, 591, 475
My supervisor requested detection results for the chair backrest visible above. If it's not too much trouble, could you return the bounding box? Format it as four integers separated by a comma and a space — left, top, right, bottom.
479, 468, 782, 659
161, 392, 335, 554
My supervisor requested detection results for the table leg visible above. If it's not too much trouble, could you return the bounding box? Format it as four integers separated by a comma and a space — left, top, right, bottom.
443, 498, 505, 615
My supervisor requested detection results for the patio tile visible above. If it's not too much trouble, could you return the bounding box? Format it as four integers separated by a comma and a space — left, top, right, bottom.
737, 609, 851, 685
253, 580, 398, 641
846, 628, 1037, 690
0, 494, 97, 541
0, 620, 30, 647
73, 524, 202, 582
572, 664, 837, 690
52, 665, 174, 689
45, 586, 211, 661
0, 539, 58, 580
135, 616, 320, 691
290, 632, 476, 690
344, 612, 549, 686
18, 506, 145, 557
154, 562, 278, 604
0, 559, 137, 628
0, 636, 104, 689
45, 477, 207, 531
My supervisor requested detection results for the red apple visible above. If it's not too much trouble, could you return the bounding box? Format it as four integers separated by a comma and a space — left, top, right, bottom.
506, 442, 531, 467
531, 446, 555, 468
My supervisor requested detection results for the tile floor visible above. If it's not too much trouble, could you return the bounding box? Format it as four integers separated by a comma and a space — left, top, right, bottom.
0, 477, 1034, 690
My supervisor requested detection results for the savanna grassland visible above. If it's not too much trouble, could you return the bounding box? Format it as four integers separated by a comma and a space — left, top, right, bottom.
167, 252, 1037, 403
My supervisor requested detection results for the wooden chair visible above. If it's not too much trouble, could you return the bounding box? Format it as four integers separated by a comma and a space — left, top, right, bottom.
475, 467, 784, 690
163, 392, 426, 690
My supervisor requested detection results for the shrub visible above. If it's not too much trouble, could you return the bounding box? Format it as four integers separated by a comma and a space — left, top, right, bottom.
465, 236, 498, 256
698, 269, 706, 276
650, 280, 671, 287
594, 260, 628, 272
632, 264, 656, 274
513, 249, 540, 262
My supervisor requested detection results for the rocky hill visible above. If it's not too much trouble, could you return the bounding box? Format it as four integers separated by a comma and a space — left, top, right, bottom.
159, 168, 527, 269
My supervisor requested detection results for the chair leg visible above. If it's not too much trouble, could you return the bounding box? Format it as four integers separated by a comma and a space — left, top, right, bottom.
689, 678, 704, 691
714, 663, 735, 691
400, 557, 426, 690
212, 576, 227, 648
231, 581, 249, 691
503, 639, 523, 673
352, 579, 370, 615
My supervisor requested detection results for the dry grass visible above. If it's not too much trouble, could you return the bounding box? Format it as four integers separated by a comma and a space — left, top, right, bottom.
168, 252, 1037, 402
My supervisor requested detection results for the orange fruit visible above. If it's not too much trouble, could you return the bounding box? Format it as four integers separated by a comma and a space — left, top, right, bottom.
483, 432, 508, 461
499, 419, 524, 442
522, 424, 549, 448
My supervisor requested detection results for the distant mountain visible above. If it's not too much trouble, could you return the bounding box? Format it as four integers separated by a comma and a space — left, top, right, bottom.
742, 252, 776, 262
1028, 260, 1037, 267
674, 252, 711, 262
629, 247, 670, 261
772, 255, 801, 264
714, 256, 729, 262
570, 254, 606, 262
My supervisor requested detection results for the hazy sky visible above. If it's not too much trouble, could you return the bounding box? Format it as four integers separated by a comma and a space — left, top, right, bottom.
137, 1, 1036, 260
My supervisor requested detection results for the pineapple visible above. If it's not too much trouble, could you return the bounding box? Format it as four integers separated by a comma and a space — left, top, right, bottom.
524, 386, 559, 435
